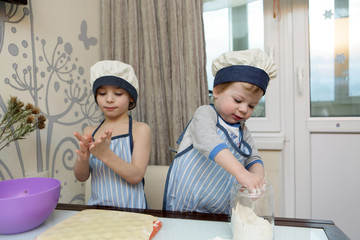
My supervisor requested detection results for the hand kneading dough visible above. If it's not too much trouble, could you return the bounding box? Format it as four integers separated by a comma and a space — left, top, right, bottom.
36, 209, 162, 240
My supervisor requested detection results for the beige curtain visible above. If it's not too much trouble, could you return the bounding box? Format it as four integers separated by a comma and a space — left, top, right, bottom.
101, 0, 209, 165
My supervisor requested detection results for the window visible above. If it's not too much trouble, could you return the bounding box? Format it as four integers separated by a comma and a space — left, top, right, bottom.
203, 8, 230, 90
309, 0, 360, 117
203, 0, 281, 138
203, 0, 265, 117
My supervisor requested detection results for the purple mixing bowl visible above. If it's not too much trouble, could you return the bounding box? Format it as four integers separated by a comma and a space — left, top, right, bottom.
0, 177, 61, 234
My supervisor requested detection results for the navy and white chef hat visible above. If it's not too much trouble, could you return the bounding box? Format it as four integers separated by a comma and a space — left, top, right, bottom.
211, 49, 277, 95
90, 60, 139, 109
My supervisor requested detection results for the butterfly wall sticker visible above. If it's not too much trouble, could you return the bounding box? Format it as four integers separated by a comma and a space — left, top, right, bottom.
78, 20, 97, 50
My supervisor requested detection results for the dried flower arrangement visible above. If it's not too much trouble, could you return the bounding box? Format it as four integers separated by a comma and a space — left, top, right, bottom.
0, 96, 46, 151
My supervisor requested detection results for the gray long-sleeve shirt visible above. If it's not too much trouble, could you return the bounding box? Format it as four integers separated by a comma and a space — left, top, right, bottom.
176, 105, 262, 168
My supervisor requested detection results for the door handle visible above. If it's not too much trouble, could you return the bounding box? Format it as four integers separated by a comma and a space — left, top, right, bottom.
297, 68, 304, 95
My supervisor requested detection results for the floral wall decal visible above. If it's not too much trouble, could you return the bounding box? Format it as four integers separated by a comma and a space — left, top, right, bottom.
0, 0, 101, 204
0, 1, 29, 53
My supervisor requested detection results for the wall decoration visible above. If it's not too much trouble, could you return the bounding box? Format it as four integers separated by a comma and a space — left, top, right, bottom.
79, 20, 97, 50
0, 0, 101, 204
0, 1, 29, 53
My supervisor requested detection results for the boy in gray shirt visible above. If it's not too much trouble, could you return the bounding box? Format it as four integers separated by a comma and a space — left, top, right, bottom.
163, 49, 277, 214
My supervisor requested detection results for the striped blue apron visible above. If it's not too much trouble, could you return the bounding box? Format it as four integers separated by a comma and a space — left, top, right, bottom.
88, 116, 147, 209
163, 116, 252, 214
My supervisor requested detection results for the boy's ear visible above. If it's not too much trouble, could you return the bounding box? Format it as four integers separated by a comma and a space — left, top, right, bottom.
212, 86, 219, 98
128, 97, 136, 110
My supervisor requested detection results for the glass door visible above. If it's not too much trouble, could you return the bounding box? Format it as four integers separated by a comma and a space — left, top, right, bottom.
309, 0, 360, 118
293, 1, 360, 239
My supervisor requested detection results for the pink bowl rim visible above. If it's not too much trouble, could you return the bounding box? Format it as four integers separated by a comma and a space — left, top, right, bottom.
0, 177, 61, 201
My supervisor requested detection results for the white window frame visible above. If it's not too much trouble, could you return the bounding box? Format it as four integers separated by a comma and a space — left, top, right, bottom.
247, 0, 283, 149
203, 0, 284, 149
204, 0, 282, 139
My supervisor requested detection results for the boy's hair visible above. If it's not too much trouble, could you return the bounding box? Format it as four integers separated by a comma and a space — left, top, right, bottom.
214, 82, 264, 96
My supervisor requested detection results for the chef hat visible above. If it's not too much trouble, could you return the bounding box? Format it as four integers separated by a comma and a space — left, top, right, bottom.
90, 60, 139, 109
211, 49, 277, 94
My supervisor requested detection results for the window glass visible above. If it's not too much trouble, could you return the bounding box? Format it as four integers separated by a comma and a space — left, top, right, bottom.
309, 0, 360, 117
203, 8, 230, 91
203, 0, 265, 117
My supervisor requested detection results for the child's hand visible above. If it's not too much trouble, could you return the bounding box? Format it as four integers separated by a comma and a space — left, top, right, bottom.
89, 129, 113, 160
214, 149, 265, 193
237, 170, 265, 194
74, 132, 92, 162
